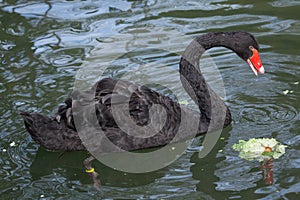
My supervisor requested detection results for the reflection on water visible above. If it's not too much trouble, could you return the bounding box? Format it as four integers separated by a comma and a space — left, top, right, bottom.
1, 0, 300, 199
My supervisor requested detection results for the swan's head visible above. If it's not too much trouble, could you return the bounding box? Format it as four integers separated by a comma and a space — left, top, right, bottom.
232, 32, 265, 76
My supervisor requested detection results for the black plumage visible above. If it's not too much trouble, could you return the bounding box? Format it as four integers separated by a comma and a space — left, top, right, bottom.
21, 31, 262, 152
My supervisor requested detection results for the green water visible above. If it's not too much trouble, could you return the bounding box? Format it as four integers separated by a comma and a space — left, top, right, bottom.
1, 0, 300, 199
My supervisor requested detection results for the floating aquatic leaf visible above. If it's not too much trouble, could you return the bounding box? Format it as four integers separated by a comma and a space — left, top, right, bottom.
232, 138, 287, 162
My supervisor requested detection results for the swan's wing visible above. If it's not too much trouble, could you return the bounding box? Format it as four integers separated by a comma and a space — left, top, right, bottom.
54, 77, 161, 132
92, 78, 163, 127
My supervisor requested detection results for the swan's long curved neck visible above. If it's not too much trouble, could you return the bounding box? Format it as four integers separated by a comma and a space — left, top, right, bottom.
179, 32, 233, 129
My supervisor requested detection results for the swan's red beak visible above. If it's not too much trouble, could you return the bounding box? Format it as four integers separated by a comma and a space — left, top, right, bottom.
246, 47, 265, 76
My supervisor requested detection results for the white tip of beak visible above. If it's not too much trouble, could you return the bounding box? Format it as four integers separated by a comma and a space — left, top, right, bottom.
258, 66, 265, 74
247, 59, 265, 76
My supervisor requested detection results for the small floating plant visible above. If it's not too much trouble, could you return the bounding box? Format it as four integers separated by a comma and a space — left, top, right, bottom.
232, 138, 286, 162
232, 138, 287, 184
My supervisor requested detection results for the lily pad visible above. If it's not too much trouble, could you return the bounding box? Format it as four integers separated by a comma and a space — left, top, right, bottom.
232, 138, 287, 162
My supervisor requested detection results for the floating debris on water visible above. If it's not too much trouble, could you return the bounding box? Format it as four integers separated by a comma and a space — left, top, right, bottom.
283, 90, 293, 95
9, 141, 16, 147
232, 138, 287, 162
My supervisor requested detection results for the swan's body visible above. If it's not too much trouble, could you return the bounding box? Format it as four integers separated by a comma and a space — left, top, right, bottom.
21, 78, 218, 152
21, 31, 264, 152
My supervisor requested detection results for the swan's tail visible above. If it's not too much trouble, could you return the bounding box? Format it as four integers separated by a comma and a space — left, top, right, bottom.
20, 110, 85, 151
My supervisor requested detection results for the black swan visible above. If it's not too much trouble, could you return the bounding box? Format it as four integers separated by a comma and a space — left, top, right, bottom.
21, 31, 264, 184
